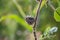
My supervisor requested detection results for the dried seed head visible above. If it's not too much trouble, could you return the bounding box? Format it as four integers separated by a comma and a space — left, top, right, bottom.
26, 15, 35, 25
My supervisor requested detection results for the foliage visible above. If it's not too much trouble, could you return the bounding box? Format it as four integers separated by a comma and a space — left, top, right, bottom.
54, 7, 60, 22
0, 0, 60, 40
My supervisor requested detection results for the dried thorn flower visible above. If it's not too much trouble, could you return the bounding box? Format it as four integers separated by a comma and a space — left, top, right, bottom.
26, 15, 35, 25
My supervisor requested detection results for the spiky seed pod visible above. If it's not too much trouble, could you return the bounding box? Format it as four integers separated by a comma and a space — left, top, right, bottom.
26, 16, 35, 25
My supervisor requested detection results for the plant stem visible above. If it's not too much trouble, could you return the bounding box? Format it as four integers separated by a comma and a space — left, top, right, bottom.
48, 0, 55, 11
48, 0, 60, 16
33, 0, 42, 40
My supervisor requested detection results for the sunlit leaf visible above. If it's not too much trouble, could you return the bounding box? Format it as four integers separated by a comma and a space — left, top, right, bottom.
54, 7, 60, 22
0, 14, 33, 32
43, 25, 51, 36
40, 0, 48, 10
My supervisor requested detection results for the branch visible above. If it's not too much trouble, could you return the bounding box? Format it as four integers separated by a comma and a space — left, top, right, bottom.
47, 0, 60, 16
33, 0, 42, 40
47, 0, 55, 11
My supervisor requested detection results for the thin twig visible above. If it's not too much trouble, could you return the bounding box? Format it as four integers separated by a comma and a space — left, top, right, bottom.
48, 0, 55, 11
48, 0, 60, 16
33, 0, 42, 40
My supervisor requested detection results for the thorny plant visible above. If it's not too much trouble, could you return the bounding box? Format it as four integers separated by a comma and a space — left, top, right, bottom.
0, 0, 58, 40
26, 0, 58, 40
26, 0, 42, 40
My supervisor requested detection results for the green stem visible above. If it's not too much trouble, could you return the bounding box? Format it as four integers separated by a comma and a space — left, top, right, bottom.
48, 0, 60, 16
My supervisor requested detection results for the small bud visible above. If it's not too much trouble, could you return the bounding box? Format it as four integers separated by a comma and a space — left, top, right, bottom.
26, 15, 35, 25
49, 27, 58, 34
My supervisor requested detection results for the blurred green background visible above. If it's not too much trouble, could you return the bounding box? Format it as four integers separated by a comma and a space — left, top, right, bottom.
0, 0, 60, 40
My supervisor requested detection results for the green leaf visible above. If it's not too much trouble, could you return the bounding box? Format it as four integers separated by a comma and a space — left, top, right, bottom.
54, 7, 60, 22
40, 0, 48, 10
43, 25, 51, 36
0, 14, 33, 32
